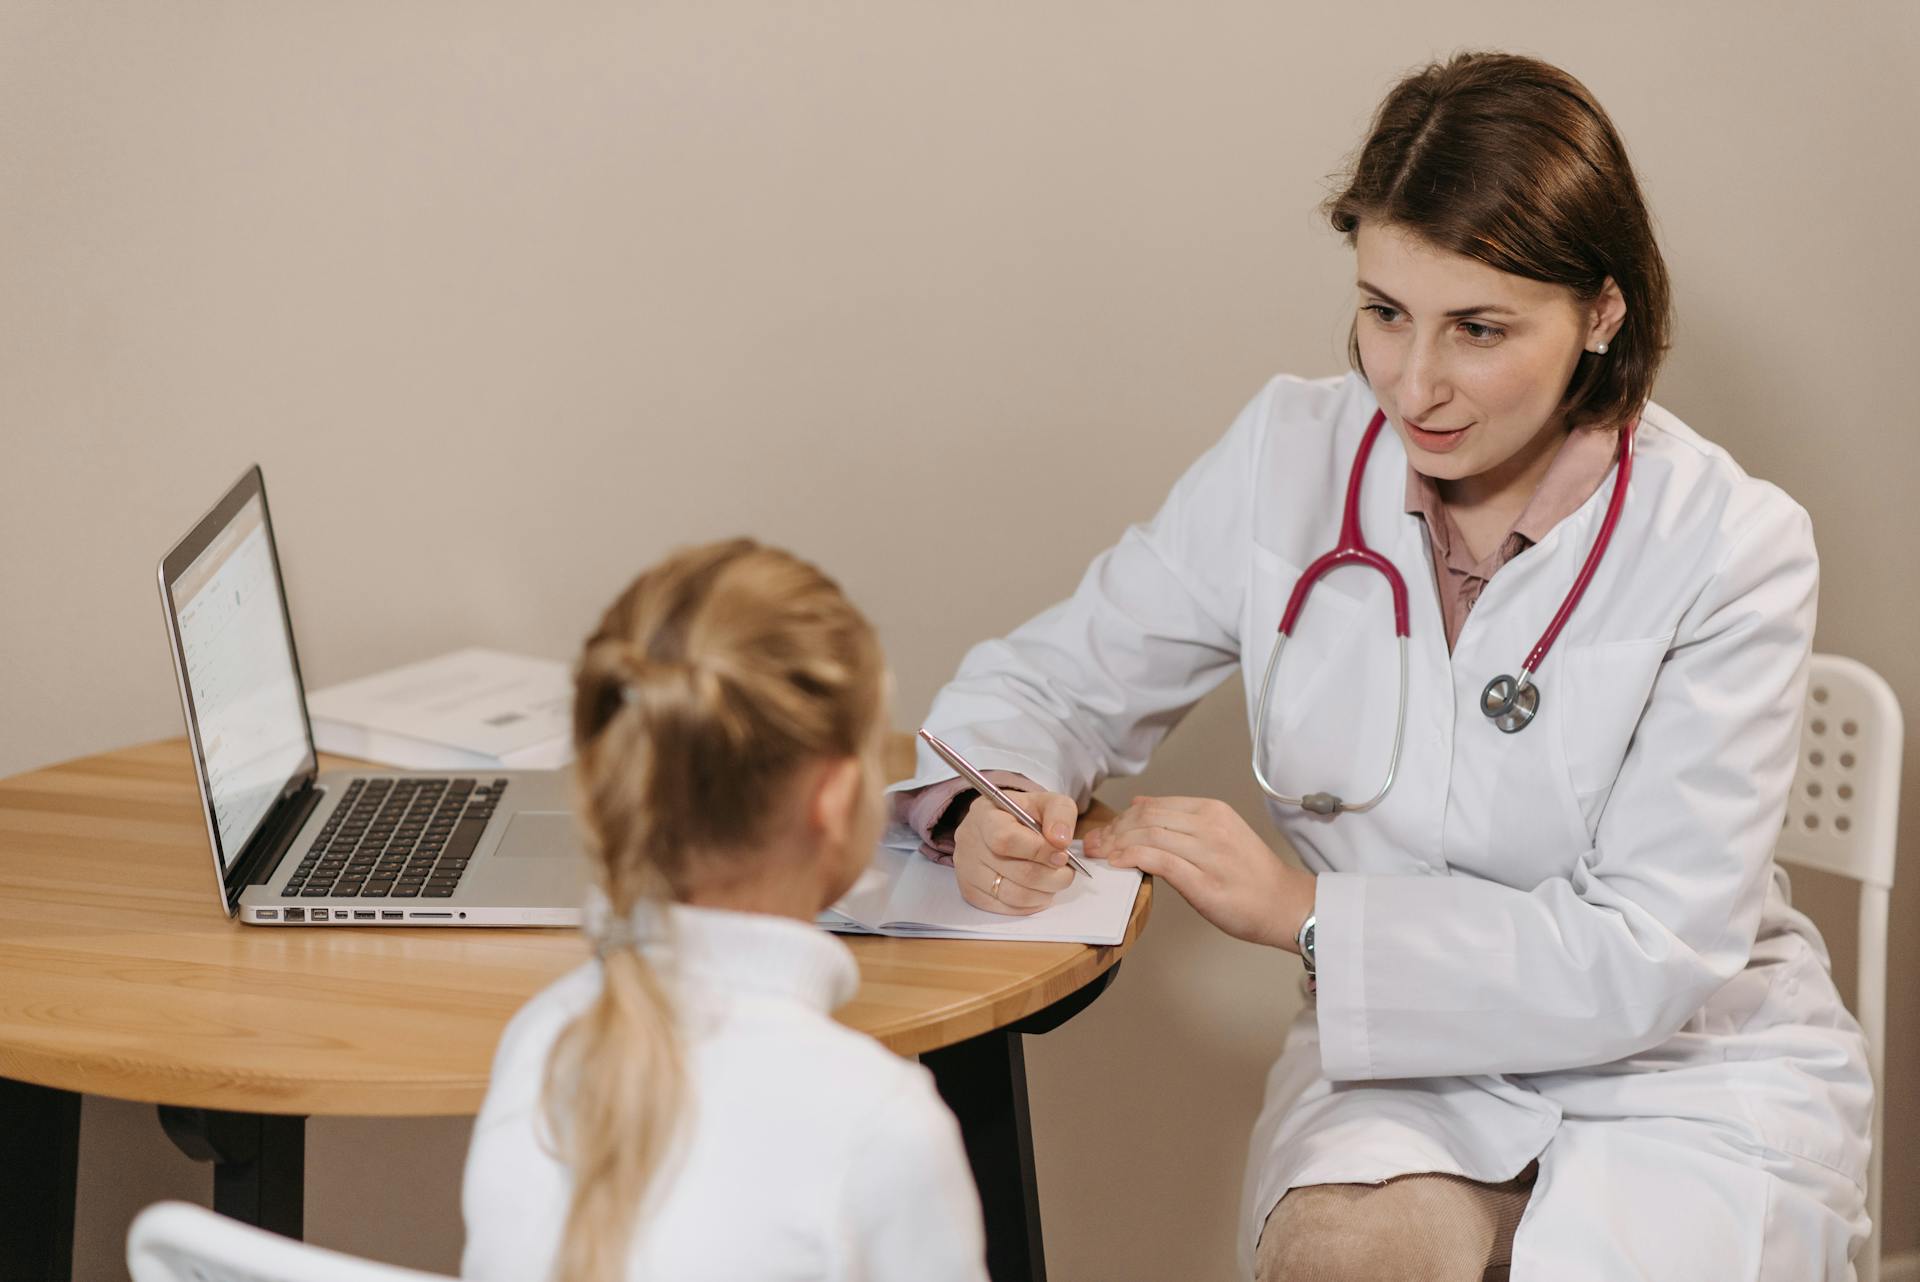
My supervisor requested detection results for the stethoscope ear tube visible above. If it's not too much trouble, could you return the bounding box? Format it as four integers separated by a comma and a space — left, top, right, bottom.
1252, 630, 1409, 814
1511, 422, 1637, 686
1252, 408, 1413, 815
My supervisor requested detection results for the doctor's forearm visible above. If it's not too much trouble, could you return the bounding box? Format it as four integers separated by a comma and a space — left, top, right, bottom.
1311, 870, 1739, 1081
1277, 870, 1315, 957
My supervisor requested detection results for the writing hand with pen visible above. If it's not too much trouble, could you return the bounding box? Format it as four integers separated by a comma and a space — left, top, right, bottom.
919, 729, 1087, 918
923, 729, 1312, 947
951, 786, 1083, 917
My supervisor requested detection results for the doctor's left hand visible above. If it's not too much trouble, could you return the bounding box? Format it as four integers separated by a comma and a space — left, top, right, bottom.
1085, 796, 1315, 953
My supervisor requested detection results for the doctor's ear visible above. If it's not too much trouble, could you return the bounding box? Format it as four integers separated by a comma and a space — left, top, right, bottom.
1587, 278, 1627, 353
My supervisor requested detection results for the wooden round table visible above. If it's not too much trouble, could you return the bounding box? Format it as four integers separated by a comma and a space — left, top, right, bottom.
0, 736, 1147, 1282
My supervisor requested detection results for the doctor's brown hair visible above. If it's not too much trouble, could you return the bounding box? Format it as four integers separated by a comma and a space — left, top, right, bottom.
542, 538, 886, 1282
1327, 51, 1672, 431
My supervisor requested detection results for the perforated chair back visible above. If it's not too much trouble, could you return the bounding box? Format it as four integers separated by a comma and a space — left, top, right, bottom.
1775, 653, 1902, 1282
128, 1201, 458, 1282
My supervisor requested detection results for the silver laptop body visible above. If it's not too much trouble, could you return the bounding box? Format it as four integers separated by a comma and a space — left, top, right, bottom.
158, 465, 585, 927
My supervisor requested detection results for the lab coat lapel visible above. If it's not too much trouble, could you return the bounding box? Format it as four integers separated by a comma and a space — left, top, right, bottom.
1440, 487, 1608, 876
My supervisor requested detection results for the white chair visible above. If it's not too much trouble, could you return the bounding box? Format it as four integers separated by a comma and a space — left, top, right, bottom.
1775, 653, 1903, 1282
127, 1201, 457, 1282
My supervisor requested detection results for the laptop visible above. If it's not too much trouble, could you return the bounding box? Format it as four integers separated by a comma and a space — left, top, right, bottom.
158, 465, 585, 927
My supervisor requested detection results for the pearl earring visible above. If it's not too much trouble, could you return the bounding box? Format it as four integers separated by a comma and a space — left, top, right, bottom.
1593, 341, 1609, 355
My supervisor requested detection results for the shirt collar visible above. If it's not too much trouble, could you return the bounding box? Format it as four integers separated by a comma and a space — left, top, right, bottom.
1403, 426, 1619, 559
1511, 426, 1619, 545
584, 890, 860, 1014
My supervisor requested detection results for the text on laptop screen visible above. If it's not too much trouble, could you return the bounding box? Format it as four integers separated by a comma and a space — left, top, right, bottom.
170, 495, 309, 869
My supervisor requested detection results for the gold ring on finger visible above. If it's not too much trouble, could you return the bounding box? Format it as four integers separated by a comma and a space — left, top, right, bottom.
991, 873, 1004, 900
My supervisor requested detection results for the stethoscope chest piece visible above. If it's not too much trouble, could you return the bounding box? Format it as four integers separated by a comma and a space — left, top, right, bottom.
1481, 674, 1540, 734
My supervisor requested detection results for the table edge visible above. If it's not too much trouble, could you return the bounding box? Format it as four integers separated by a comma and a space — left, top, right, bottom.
0, 737, 1151, 1113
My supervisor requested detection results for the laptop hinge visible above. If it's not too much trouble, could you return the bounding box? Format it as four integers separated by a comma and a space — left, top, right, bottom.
226, 782, 324, 905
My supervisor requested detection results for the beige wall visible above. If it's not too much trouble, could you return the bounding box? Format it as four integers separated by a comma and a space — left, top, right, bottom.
4, 2, 1916, 1277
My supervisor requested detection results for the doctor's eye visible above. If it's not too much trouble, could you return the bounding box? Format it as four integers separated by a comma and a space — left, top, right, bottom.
1458, 321, 1506, 344
1361, 303, 1402, 326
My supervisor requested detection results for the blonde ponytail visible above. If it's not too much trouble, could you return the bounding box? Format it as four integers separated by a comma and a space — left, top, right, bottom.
542, 538, 884, 1282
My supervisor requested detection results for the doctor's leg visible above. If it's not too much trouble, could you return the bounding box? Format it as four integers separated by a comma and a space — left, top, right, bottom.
1509, 1117, 1858, 1282
1254, 1165, 1537, 1282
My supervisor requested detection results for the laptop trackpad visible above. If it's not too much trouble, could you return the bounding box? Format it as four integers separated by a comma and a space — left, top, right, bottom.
494, 811, 580, 860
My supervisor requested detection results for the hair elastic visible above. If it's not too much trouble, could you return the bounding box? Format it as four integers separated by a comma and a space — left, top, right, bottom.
593, 916, 638, 958
582, 885, 651, 958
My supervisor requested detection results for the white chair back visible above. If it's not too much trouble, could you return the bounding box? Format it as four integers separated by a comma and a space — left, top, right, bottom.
128, 1201, 458, 1282
1775, 653, 1903, 1282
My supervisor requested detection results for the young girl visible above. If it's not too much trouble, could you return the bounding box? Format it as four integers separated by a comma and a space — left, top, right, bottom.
461, 539, 988, 1282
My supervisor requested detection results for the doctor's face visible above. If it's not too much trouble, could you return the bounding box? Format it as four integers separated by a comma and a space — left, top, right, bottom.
1353, 222, 1611, 497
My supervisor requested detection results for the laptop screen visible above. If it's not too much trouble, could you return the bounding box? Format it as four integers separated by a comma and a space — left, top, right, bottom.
167, 490, 311, 870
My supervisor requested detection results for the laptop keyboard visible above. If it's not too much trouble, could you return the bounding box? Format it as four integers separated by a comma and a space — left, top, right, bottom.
281, 777, 508, 901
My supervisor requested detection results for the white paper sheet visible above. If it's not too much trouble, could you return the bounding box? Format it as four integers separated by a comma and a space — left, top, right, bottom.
821, 839, 1141, 945
308, 648, 573, 769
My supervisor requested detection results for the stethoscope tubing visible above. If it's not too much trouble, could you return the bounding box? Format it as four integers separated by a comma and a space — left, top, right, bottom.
1253, 632, 1409, 814
1252, 407, 1635, 812
1512, 420, 1636, 690
1276, 410, 1411, 640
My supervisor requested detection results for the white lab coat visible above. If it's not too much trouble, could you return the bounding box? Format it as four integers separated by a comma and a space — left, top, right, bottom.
898, 372, 1872, 1281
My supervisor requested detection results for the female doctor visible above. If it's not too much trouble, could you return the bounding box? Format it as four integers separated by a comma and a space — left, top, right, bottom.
892, 52, 1871, 1282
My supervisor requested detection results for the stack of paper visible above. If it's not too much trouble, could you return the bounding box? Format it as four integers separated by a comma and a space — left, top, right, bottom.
821, 838, 1141, 945
308, 648, 573, 772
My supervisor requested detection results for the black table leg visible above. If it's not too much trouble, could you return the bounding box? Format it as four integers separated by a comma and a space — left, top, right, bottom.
923, 963, 1124, 1282
0, 1077, 81, 1282
926, 1026, 1046, 1282
158, 1106, 306, 1238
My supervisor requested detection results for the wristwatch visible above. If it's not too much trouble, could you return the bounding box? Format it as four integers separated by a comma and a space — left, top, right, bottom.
1295, 914, 1316, 976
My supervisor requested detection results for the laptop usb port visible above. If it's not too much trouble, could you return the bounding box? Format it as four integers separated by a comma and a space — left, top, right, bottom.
381, 910, 404, 920
257, 909, 280, 920
284, 907, 306, 922
354, 910, 375, 920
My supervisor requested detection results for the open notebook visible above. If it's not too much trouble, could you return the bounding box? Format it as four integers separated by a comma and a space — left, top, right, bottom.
820, 837, 1142, 945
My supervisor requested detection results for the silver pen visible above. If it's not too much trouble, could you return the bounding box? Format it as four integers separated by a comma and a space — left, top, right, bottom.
917, 728, 1092, 878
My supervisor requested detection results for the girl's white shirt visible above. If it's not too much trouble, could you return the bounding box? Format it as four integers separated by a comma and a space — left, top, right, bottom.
460, 903, 988, 1282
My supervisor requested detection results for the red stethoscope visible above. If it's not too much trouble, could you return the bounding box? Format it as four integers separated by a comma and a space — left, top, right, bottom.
1252, 408, 1635, 816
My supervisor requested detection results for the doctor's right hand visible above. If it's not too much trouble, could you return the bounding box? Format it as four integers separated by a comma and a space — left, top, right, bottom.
952, 789, 1078, 916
